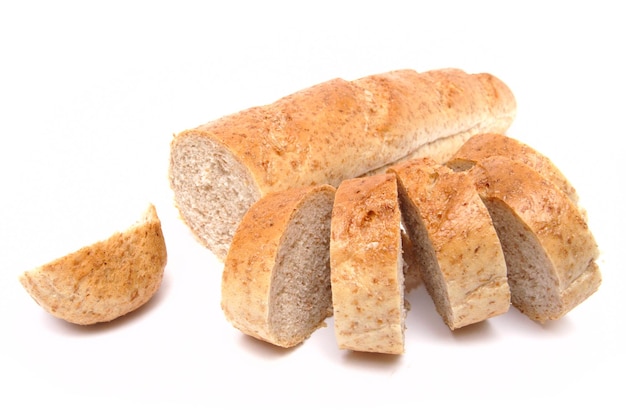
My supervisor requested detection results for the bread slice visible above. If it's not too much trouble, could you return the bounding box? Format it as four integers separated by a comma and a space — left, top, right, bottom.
169, 68, 517, 260
330, 173, 406, 354
19, 204, 167, 325
469, 156, 601, 322
221, 184, 335, 348
447, 133, 579, 204
390, 158, 510, 330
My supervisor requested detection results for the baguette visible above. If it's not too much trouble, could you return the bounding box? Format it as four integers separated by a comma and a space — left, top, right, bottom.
390, 158, 510, 330
330, 173, 406, 354
221, 184, 335, 348
469, 156, 601, 322
169, 68, 517, 260
19, 204, 167, 325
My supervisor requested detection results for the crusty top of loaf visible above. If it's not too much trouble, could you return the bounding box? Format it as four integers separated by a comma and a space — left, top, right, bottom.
19, 204, 167, 325
470, 156, 599, 290
448, 133, 579, 203
331, 174, 401, 270
179, 68, 516, 194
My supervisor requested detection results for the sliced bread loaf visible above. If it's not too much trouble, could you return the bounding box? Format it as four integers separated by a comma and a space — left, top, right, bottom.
390, 158, 510, 330
221, 184, 336, 348
330, 173, 406, 354
469, 156, 601, 322
19, 204, 167, 325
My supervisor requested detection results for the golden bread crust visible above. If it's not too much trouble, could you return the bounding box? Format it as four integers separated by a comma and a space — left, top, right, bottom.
181, 69, 516, 193
448, 133, 579, 203
330, 173, 405, 354
19, 204, 167, 325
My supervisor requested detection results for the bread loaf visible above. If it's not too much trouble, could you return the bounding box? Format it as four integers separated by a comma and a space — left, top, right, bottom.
330, 173, 406, 354
390, 158, 510, 330
468, 156, 601, 322
19, 204, 167, 325
221, 184, 335, 348
169, 68, 517, 260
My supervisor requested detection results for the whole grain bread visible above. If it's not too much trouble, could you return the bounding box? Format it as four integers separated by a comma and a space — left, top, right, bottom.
390, 158, 510, 330
469, 156, 601, 322
169, 68, 517, 260
221, 184, 336, 348
19, 204, 167, 325
330, 173, 406, 354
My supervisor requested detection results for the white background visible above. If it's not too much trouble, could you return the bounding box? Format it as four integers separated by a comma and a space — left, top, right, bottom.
1, 1, 624, 415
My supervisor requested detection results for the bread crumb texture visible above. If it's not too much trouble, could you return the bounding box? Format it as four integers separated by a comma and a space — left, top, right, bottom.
19, 204, 167, 325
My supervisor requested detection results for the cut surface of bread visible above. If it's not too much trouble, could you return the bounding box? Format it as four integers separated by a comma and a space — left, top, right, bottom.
469, 156, 601, 322
221, 184, 336, 348
390, 158, 510, 330
19, 204, 167, 325
401, 231, 422, 293
330, 173, 406, 354
169, 68, 517, 260
169, 135, 262, 261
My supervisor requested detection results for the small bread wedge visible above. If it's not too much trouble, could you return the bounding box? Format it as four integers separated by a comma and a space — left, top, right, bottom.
390, 158, 510, 330
469, 156, 601, 322
330, 173, 406, 354
221, 184, 336, 348
19, 204, 167, 325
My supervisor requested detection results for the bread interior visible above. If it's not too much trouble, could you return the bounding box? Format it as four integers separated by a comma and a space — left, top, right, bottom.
269, 191, 334, 344
169, 135, 261, 260
396, 185, 454, 326
481, 197, 561, 321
